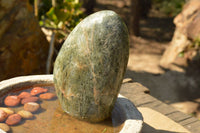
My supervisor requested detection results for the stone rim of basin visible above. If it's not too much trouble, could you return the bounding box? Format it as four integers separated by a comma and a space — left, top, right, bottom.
0, 75, 143, 133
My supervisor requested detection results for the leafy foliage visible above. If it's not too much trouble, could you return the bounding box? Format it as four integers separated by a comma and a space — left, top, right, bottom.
190, 38, 200, 59
153, 0, 185, 17
31, 0, 84, 39
193, 38, 200, 48
179, 38, 200, 58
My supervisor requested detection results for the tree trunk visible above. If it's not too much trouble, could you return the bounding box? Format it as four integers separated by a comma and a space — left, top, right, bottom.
80, 0, 96, 15
140, 0, 151, 18
130, 0, 140, 36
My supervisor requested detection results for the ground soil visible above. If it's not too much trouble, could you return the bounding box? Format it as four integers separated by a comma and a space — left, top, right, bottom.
95, 0, 200, 119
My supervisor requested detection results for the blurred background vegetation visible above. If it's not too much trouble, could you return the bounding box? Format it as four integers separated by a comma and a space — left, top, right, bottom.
29, 0, 186, 40
26, 0, 188, 73
30, 0, 84, 40
152, 0, 185, 17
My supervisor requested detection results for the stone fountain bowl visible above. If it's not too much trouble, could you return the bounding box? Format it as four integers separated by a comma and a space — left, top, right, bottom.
0, 75, 143, 133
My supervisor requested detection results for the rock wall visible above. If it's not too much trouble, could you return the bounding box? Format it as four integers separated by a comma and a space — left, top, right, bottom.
0, 0, 49, 80
160, 0, 200, 69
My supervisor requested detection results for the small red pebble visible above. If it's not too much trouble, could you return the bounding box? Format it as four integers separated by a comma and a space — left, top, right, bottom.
18, 92, 32, 99
6, 114, 21, 126
31, 87, 48, 95
39, 93, 56, 100
21, 97, 39, 104
55, 113, 61, 118
4, 96, 20, 107
0, 109, 8, 122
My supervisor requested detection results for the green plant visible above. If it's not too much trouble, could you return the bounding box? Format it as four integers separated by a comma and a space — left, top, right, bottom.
193, 38, 200, 48
178, 37, 200, 58
39, 0, 84, 38
30, 0, 84, 73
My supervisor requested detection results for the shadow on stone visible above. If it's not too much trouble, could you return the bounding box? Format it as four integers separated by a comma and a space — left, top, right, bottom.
142, 123, 183, 133
112, 96, 143, 127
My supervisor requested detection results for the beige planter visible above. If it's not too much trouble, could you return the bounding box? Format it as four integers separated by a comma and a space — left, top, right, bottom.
0, 75, 143, 133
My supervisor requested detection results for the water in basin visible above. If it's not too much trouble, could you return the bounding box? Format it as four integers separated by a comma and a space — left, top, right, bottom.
0, 85, 123, 133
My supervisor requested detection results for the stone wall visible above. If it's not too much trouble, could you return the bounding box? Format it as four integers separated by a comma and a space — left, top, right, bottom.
160, 0, 200, 69
0, 0, 49, 80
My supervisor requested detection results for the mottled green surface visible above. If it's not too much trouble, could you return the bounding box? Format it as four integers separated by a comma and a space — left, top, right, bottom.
53, 10, 129, 122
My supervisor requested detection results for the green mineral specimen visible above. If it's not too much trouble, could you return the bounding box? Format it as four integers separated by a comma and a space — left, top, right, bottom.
53, 10, 129, 122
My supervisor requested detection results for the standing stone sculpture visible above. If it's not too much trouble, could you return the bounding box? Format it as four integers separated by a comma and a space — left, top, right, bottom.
53, 10, 129, 122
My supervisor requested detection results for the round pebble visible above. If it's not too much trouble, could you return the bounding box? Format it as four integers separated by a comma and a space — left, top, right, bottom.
0, 109, 8, 122
17, 110, 33, 119
6, 114, 22, 126
31, 87, 48, 95
0, 107, 14, 115
39, 93, 56, 100
24, 102, 40, 113
4, 96, 20, 107
18, 92, 32, 99
21, 96, 39, 104
0, 123, 10, 132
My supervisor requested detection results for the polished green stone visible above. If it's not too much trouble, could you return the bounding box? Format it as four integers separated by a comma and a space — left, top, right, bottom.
53, 10, 129, 122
